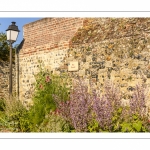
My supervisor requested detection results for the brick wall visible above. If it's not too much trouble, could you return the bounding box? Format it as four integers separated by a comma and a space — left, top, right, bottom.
19, 18, 84, 103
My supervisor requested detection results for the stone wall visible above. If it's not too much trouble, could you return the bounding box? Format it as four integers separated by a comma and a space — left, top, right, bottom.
19, 18, 84, 103
0, 60, 16, 99
19, 18, 150, 112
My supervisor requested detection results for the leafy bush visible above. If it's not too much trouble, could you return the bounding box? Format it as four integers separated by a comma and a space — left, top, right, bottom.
28, 67, 71, 128
0, 67, 72, 132
0, 75, 149, 132
87, 118, 99, 132
37, 111, 71, 132
0, 97, 29, 132
112, 84, 149, 132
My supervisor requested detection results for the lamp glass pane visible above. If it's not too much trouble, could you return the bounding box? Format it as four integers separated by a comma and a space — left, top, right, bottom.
6, 30, 11, 41
6, 30, 19, 41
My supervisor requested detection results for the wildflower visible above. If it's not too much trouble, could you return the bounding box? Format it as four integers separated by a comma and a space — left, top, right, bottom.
39, 84, 43, 89
129, 84, 147, 117
54, 109, 60, 115
45, 76, 51, 83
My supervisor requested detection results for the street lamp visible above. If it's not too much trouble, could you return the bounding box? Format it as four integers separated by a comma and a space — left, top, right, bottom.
6, 22, 20, 100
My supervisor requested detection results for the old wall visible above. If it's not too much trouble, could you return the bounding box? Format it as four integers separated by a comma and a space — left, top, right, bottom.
19, 18, 150, 112
19, 18, 84, 103
0, 60, 16, 99
67, 18, 150, 110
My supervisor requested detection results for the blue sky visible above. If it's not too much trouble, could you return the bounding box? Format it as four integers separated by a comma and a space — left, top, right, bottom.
0, 18, 42, 46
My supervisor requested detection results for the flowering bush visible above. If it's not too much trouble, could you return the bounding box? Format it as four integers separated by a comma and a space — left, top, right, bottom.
28, 67, 71, 128
69, 79, 93, 132
92, 82, 122, 131
54, 79, 150, 132
129, 84, 147, 117
54, 78, 93, 132
54, 80, 121, 132
0, 71, 150, 132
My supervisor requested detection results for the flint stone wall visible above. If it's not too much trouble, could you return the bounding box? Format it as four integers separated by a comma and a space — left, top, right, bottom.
0, 61, 16, 99
19, 18, 150, 112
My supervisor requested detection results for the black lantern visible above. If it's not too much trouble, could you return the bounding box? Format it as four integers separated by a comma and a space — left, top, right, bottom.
6, 22, 20, 43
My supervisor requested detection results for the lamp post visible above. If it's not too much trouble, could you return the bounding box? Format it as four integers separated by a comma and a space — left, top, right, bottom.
6, 22, 20, 100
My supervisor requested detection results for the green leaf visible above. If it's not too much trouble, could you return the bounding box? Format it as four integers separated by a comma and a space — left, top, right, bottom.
118, 107, 122, 114
121, 122, 132, 132
132, 121, 142, 132
141, 126, 147, 132
133, 115, 138, 120
112, 116, 117, 122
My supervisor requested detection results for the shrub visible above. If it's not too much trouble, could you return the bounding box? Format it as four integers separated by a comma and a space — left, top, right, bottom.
37, 111, 71, 132
29, 67, 71, 128
0, 76, 149, 132
0, 97, 29, 132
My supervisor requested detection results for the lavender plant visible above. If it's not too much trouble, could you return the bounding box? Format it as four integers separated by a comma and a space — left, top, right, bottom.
127, 84, 149, 132
69, 79, 93, 132
92, 81, 122, 131
129, 84, 147, 118
54, 78, 150, 132
54, 78, 93, 132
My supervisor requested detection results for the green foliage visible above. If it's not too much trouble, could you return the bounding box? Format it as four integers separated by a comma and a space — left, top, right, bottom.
0, 76, 149, 132
28, 65, 71, 128
0, 98, 5, 111
37, 112, 71, 132
0, 33, 9, 62
0, 98, 29, 132
0, 65, 72, 132
88, 118, 99, 132
111, 107, 148, 132
111, 107, 124, 132
121, 122, 133, 132
0, 32, 15, 63
120, 119, 146, 132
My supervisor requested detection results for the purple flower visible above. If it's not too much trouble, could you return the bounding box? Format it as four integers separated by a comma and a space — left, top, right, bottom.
92, 81, 122, 131
129, 84, 147, 118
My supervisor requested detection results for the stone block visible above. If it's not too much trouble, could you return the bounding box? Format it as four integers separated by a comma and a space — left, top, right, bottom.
105, 61, 112, 68
86, 55, 92, 62
78, 69, 85, 76
83, 62, 89, 69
